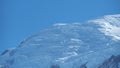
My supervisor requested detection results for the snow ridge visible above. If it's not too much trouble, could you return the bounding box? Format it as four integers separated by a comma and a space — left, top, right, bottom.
0, 14, 120, 68
90, 14, 120, 40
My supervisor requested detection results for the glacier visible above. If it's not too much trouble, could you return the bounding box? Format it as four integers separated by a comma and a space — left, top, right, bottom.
0, 14, 120, 68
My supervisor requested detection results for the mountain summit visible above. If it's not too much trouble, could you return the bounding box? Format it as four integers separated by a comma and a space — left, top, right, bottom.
0, 14, 120, 68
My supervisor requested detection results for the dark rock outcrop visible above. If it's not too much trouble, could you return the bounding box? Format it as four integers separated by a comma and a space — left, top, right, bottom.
98, 55, 120, 68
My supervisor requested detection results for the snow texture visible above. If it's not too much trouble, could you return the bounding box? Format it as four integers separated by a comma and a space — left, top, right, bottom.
0, 14, 120, 68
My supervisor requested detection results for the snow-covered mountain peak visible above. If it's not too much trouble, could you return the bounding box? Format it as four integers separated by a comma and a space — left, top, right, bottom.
104, 14, 120, 26
0, 14, 120, 68
90, 14, 120, 41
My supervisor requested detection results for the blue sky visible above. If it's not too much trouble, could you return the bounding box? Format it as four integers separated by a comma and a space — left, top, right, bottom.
0, 0, 120, 53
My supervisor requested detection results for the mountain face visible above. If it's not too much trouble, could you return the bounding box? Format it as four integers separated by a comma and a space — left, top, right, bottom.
0, 14, 120, 68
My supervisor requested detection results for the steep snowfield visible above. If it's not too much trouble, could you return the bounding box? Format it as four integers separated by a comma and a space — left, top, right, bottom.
0, 14, 120, 68
90, 14, 120, 40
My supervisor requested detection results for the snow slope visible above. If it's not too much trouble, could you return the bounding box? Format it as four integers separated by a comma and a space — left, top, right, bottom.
0, 14, 120, 68
90, 14, 120, 40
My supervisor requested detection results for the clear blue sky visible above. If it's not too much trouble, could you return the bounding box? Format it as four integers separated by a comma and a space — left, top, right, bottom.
0, 0, 120, 52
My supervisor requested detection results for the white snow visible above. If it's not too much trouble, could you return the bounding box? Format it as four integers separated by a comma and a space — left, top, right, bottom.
68, 45, 81, 49
55, 52, 78, 62
90, 14, 120, 41
55, 56, 70, 62
68, 45, 80, 51
53, 23, 67, 26
70, 38, 81, 42
0, 14, 120, 68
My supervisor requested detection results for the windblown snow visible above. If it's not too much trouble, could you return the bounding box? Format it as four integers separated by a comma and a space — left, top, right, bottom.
0, 14, 120, 68
90, 14, 120, 40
